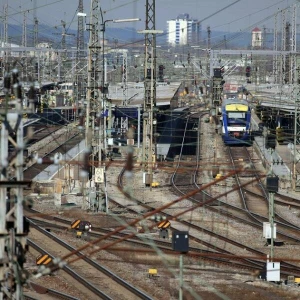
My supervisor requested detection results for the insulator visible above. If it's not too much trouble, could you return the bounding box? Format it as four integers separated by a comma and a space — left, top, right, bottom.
12, 68, 19, 84
78, 116, 84, 128
83, 149, 91, 173
125, 151, 133, 172
4, 74, 11, 89
28, 86, 36, 100
15, 84, 22, 99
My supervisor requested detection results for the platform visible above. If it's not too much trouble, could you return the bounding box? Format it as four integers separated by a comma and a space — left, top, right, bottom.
108, 81, 181, 108
254, 136, 291, 178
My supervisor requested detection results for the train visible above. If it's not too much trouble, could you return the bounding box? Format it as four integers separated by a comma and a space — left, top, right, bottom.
221, 98, 252, 145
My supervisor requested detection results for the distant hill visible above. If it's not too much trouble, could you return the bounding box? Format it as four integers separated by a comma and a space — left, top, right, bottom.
0, 23, 140, 48
0, 22, 287, 50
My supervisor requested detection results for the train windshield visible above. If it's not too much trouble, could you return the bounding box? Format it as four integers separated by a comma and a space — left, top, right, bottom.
228, 112, 245, 119
227, 111, 247, 126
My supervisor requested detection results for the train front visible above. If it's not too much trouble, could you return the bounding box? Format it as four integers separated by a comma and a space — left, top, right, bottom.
221, 100, 252, 145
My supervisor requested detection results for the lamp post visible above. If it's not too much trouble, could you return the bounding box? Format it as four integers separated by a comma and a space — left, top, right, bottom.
99, 9, 140, 145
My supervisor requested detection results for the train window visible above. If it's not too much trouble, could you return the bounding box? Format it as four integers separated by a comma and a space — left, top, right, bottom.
228, 112, 245, 119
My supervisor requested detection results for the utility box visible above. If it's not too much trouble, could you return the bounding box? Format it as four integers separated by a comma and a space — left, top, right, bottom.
263, 222, 277, 239
108, 138, 114, 146
172, 231, 189, 253
266, 262, 280, 282
266, 176, 279, 193
143, 172, 152, 186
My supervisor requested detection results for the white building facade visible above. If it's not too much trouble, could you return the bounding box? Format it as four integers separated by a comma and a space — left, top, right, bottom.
251, 27, 262, 48
167, 13, 201, 46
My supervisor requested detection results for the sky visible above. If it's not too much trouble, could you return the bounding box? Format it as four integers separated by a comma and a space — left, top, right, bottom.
1, 0, 299, 41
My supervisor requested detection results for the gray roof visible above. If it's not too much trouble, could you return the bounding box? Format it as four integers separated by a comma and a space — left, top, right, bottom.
108, 82, 181, 106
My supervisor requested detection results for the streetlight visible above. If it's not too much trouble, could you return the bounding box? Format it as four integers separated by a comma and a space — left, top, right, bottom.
99, 11, 140, 144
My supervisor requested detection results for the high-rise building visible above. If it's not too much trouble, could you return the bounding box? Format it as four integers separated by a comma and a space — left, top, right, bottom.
167, 13, 201, 46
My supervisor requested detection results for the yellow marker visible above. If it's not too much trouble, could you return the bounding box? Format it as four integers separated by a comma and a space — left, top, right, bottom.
36, 254, 52, 265
157, 220, 171, 229
148, 269, 157, 276
71, 219, 81, 229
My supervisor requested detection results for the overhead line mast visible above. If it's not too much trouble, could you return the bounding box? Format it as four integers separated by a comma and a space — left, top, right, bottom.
75, 0, 85, 118
33, 0, 38, 47
83, 0, 103, 210
0, 68, 34, 299
142, 0, 157, 187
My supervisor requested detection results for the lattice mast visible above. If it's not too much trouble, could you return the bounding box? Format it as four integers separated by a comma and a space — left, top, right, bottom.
142, 0, 157, 185
3, 4, 8, 69
75, 0, 86, 116
121, 52, 128, 134
290, 4, 297, 85
22, 11, 27, 48
33, 0, 38, 47
292, 4, 300, 190
0, 68, 33, 300
83, 0, 102, 210
280, 9, 286, 85
273, 12, 278, 84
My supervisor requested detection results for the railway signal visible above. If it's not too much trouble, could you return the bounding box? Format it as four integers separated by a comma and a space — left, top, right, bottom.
245, 66, 251, 77
71, 220, 92, 239
212, 68, 225, 107
157, 220, 170, 239
36, 254, 52, 265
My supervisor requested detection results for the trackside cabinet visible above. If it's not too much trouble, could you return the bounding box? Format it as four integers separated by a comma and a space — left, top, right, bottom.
267, 262, 280, 282
266, 176, 279, 193
172, 231, 189, 253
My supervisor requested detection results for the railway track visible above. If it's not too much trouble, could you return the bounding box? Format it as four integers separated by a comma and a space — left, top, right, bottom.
25, 282, 80, 300
28, 214, 259, 272
28, 219, 153, 300
168, 113, 300, 276
112, 113, 270, 273
228, 146, 300, 235
23, 106, 300, 297
24, 130, 83, 180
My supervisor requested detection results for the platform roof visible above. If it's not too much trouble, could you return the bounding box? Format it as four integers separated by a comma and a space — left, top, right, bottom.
108, 81, 181, 106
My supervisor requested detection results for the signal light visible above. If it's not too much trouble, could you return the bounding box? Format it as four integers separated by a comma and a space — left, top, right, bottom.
246, 66, 251, 77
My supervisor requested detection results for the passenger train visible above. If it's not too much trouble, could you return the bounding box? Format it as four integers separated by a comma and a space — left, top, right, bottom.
221, 98, 252, 145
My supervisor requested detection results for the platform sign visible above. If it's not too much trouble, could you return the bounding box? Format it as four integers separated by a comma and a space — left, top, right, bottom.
95, 167, 104, 183
36, 254, 52, 265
